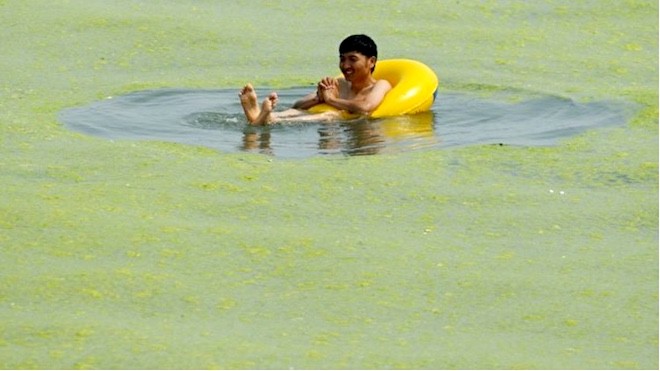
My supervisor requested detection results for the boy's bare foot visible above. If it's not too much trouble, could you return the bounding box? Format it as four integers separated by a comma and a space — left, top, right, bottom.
253, 92, 278, 125
239, 83, 260, 123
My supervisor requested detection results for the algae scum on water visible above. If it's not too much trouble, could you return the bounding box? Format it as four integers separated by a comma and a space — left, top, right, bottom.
60, 87, 635, 158
0, 0, 657, 369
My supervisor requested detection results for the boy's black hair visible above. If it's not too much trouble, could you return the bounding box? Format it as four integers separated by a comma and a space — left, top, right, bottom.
339, 34, 378, 72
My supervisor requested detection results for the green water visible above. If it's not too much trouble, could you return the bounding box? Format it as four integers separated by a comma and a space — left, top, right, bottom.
1, 0, 657, 369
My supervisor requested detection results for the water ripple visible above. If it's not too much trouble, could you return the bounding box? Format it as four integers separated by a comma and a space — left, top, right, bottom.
59, 88, 635, 158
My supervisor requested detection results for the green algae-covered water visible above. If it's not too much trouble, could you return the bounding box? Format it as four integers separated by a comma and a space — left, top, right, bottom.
1, 0, 657, 369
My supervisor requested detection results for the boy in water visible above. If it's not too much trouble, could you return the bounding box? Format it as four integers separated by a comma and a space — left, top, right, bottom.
239, 34, 392, 125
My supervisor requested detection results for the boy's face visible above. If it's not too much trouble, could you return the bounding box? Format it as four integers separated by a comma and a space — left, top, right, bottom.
339, 51, 376, 81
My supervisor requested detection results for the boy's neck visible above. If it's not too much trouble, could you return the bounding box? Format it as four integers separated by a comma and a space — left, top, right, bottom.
350, 75, 376, 93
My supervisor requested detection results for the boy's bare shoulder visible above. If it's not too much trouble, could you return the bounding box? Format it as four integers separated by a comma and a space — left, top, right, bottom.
376, 78, 392, 89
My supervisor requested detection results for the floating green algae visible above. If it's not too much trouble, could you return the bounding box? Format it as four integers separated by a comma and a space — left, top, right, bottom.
0, 0, 657, 369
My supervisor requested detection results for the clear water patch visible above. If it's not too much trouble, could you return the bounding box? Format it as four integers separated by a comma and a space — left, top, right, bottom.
59, 88, 635, 158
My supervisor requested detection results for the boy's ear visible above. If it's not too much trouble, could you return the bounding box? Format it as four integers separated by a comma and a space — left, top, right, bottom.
368, 56, 376, 69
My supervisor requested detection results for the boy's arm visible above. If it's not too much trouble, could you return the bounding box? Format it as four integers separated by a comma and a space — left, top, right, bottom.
292, 91, 322, 110
322, 80, 392, 114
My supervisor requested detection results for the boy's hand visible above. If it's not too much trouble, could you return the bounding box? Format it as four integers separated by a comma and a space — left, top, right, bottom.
317, 77, 339, 103
318, 77, 338, 89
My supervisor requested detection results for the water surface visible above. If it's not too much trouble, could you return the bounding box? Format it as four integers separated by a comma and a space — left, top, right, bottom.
60, 88, 633, 158
3, 0, 657, 369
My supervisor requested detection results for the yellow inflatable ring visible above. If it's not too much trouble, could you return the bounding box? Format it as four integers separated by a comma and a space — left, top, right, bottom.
307, 59, 438, 118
